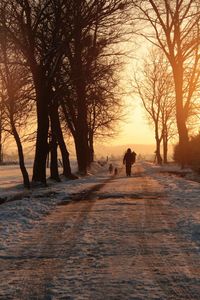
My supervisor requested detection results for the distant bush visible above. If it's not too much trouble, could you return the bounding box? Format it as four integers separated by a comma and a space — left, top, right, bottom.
174, 133, 200, 170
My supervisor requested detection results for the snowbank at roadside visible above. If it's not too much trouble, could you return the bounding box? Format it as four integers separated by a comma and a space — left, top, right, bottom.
141, 161, 200, 250
143, 161, 200, 207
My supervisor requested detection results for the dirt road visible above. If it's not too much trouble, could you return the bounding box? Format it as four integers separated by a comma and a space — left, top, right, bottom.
0, 164, 200, 299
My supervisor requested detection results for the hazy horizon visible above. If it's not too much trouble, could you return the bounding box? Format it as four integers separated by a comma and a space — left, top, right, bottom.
94, 142, 174, 159
3, 142, 175, 162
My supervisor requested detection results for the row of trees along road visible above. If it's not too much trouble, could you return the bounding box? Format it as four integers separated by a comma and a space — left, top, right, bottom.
0, 0, 132, 187
1, 0, 200, 186
134, 0, 200, 167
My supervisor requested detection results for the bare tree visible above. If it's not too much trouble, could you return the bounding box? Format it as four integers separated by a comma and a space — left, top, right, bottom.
160, 86, 177, 163
0, 0, 133, 183
0, 0, 51, 184
86, 59, 124, 163
0, 0, 75, 184
0, 39, 34, 188
134, 0, 200, 166
133, 49, 176, 164
60, 0, 131, 173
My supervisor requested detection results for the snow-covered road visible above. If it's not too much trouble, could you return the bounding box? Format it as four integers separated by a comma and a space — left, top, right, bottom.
0, 162, 200, 299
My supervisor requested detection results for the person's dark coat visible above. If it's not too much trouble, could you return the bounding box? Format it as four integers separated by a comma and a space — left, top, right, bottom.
123, 148, 136, 176
123, 152, 133, 166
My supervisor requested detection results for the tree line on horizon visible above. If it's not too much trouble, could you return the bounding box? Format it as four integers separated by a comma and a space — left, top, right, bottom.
1, 0, 200, 188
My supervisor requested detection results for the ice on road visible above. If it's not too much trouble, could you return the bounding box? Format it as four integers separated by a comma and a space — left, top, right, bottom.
0, 162, 200, 299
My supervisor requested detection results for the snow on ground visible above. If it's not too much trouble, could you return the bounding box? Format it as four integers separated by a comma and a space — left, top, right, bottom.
144, 162, 200, 208
143, 161, 200, 250
1, 160, 200, 255
0, 160, 80, 189
0, 161, 112, 253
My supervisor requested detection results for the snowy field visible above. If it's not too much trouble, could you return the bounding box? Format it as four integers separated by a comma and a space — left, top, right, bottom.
0, 160, 79, 189
0, 164, 34, 189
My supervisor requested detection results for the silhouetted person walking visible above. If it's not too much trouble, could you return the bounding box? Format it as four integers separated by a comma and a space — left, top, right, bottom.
123, 148, 136, 176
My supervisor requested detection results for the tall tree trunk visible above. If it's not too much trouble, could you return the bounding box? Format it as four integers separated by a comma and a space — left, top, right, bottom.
74, 132, 89, 174
32, 78, 49, 185
51, 103, 74, 178
49, 134, 60, 181
155, 125, 162, 165
88, 130, 94, 164
155, 140, 163, 165
163, 125, 168, 164
49, 105, 60, 181
11, 121, 30, 188
75, 117, 89, 174
61, 99, 89, 174
49, 108, 60, 181
176, 108, 189, 168
163, 138, 168, 164
173, 63, 189, 168
73, 14, 89, 174
89, 146, 94, 164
